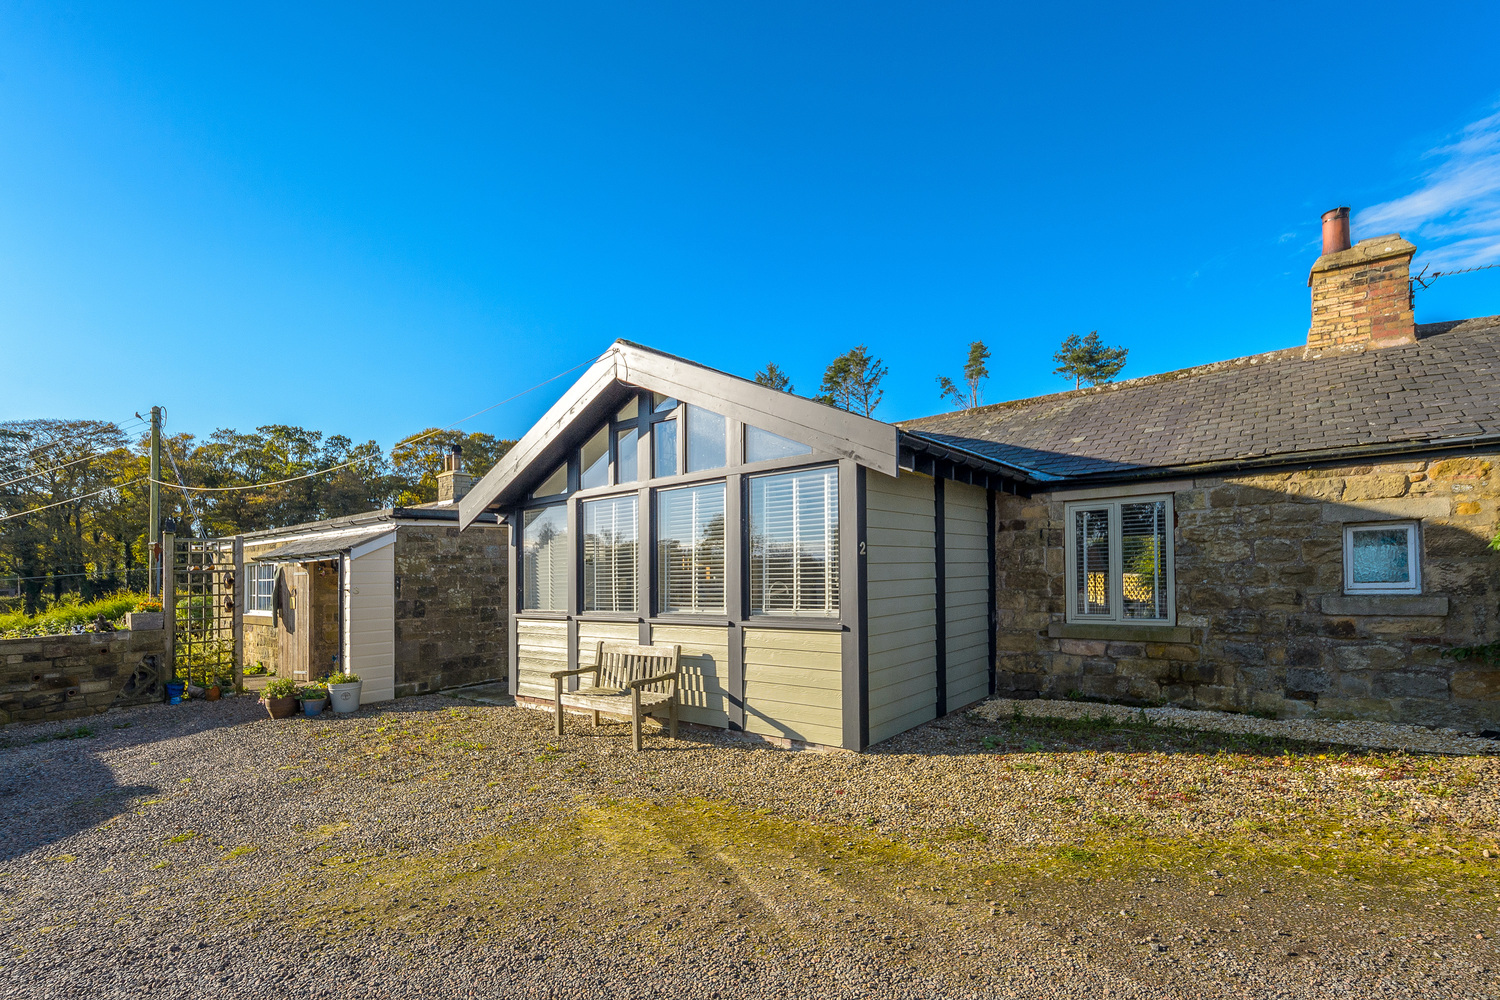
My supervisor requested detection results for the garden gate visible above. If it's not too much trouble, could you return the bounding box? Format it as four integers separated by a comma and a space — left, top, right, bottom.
166, 534, 243, 690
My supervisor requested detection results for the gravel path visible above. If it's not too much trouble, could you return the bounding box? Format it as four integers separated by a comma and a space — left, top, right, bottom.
1, 695, 1496, 999
972, 697, 1500, 756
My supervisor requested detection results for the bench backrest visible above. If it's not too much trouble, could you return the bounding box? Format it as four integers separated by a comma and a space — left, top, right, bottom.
594, 641, 681, 695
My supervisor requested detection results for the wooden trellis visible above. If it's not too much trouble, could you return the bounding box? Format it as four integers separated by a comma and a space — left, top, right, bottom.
165, 534, 244, 691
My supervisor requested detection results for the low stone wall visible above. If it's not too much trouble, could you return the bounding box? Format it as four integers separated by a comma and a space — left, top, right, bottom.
0, 627, 169, 725
995, 449, 1500, 730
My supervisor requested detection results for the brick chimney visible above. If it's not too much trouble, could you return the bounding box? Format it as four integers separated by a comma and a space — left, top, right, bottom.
1307, 207, 1416, 350
436, 445, 474, 503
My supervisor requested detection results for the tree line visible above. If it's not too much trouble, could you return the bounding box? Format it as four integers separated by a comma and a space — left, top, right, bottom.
0, 421, 513, 612
757, 330, 1131, 415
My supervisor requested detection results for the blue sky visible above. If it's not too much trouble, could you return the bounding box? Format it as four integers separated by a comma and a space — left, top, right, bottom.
2, 2, 1499, 453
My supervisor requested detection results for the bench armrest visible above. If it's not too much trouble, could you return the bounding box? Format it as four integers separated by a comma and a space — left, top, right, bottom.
550, 667, 597, 680
626, 671, 679, 691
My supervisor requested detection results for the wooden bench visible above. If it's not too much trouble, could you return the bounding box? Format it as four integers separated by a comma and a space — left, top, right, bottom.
551, 641, 682, 752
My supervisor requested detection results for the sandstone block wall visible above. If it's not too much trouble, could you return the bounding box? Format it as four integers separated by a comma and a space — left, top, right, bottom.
0, 626, 169, 725
995, 450, 1500, 730
243, 617, 278, 674
393, 523, 509, 696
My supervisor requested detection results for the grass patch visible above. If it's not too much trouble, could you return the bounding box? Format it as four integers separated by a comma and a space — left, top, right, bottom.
0, 593, 145, 638
165, 831, 198, 844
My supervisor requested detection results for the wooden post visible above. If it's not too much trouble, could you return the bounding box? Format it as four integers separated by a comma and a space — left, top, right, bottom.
232, 535, 245, 694
161, 530, 176, 683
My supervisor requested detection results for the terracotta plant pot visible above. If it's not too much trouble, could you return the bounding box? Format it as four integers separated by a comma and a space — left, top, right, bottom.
265, 696, 297, 719
206, 685, 221, 701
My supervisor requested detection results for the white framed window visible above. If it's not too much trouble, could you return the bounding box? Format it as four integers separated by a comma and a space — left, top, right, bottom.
1063, 495, 1174, 624
247, 563, 276, 613
1343, 521, 1420, 594
749, 466, 838, 616
582, 494, 638, 612
656, 482, 726, 614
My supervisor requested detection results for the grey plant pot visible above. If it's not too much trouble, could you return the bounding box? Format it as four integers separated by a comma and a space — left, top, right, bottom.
328, 682, 362, 713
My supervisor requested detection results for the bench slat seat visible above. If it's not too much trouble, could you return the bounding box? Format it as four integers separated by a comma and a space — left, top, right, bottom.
552, 641, 682, 752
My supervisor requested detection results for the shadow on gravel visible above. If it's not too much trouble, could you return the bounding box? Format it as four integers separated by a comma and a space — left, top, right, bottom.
0, 752, 158, 864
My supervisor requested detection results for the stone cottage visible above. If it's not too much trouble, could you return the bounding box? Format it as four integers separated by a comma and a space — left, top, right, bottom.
902, 209, 1500, 730
241, 449, 509, 702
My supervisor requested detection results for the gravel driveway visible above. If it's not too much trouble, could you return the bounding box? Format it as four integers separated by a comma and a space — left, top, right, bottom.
1, 695, 1496, 999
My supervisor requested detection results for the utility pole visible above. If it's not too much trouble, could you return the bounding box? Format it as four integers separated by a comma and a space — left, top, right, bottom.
148, 406, 162, 598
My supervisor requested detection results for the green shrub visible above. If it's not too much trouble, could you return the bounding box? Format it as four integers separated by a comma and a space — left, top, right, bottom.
263, 677, 298, 699
299, 685, 328, 701
326, 672, 360, 685
243, 662, 268, 676
0, 593, 146, 638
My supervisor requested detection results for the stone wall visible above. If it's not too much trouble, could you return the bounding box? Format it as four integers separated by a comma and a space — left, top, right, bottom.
0, 626, 169, 725
243, 617, 278, 674
994, 449, 1500, 730
393, 523, 509, 696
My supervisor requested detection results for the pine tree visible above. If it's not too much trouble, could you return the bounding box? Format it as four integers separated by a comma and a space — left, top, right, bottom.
754, 363, 793, 393
936, 341, 991, 410
818, 346, 887, 416
1053, 331, 1128, 389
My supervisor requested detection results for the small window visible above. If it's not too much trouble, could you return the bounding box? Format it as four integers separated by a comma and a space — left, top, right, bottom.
616, 396, 639, 422
580, 426, 610, 490
652, 394, 678, 413
657, 482, 726, 614
247, 563, 276, 613
1344, 522, 1420, 594
616, 427, 638, 484
1064, 495, 1173, 624
749, 466, 838, 616
653, 418, 678, 478
583, 495, 637, 612
745, 425, 812, 463
533, 462, 568, 499
686, 405, 726, 473
522, 506, 569, 611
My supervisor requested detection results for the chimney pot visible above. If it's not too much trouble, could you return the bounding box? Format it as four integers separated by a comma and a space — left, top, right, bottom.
1321, 207, 1351, 256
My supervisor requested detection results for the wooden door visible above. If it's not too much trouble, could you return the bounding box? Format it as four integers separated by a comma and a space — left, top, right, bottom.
276, 565, 312, 682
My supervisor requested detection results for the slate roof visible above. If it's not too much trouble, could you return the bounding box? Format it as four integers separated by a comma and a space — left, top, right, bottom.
898, 316, 1500, 481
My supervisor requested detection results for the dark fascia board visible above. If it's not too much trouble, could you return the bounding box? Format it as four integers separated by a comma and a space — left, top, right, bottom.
1035, 431, 1500, 489
459, 341, 900, 527
898, 430, 1050, 486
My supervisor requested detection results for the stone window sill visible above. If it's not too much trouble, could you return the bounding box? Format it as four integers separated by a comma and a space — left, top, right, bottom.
1049, 623, 1192, 643
1321, 595, 1448, 617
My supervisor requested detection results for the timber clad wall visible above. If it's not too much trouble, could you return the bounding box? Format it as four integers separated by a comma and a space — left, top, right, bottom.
742, 628, 842, 747
349, 543, 396, 703
650, 624, 730, 728
865, 470, 938, 745
994, 451, 1500, 730
516, 619, 567, 700
944, 480, 990, 711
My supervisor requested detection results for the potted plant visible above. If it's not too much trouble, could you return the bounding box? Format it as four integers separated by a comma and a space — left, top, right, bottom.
126, 598, 165, 632
326, 672, 362, 714
263, 677, 298, 719
299, 684, 328, 718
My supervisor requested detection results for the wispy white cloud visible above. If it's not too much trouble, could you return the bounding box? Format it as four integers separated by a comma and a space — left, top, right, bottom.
1357, 108, 1500, 270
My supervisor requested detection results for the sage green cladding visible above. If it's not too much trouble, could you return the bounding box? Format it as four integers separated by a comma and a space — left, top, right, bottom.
944, 480, 990, 712
865, 470, 938, 745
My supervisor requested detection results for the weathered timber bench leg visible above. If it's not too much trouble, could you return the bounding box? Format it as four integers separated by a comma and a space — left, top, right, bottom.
631, 688, 643, 752
593, 710, 601, 727
669, 698, 678, 739
554, 676, 565, 737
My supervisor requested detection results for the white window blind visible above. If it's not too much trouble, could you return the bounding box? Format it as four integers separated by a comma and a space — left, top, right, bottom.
1066, 496, 1173, 624
522, 505, 569, 611
749, 466, 838, 616
583, 495, 638, 612
247, 563, 276, 613
657, 483, 725, 614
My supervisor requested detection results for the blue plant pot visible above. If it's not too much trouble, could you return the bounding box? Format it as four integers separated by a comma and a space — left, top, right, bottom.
166, 681, 186, 705
301, 698, 326, 718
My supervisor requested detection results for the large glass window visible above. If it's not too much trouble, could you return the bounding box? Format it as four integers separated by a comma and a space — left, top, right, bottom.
616, 428, 638, 484
657, 483, 726, 614
749, 467, 838, 616
522, 505, 569, 611
583, 495, 638, 612
580, 426, 610, 490
686, 405, 727, 473
745, 424, 812, 464
1065, 496, 1173, 624
533, 462, 568, 499
247, 563, 276, 613
653, 418, 678, 478
1344, 522, 1420, 594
